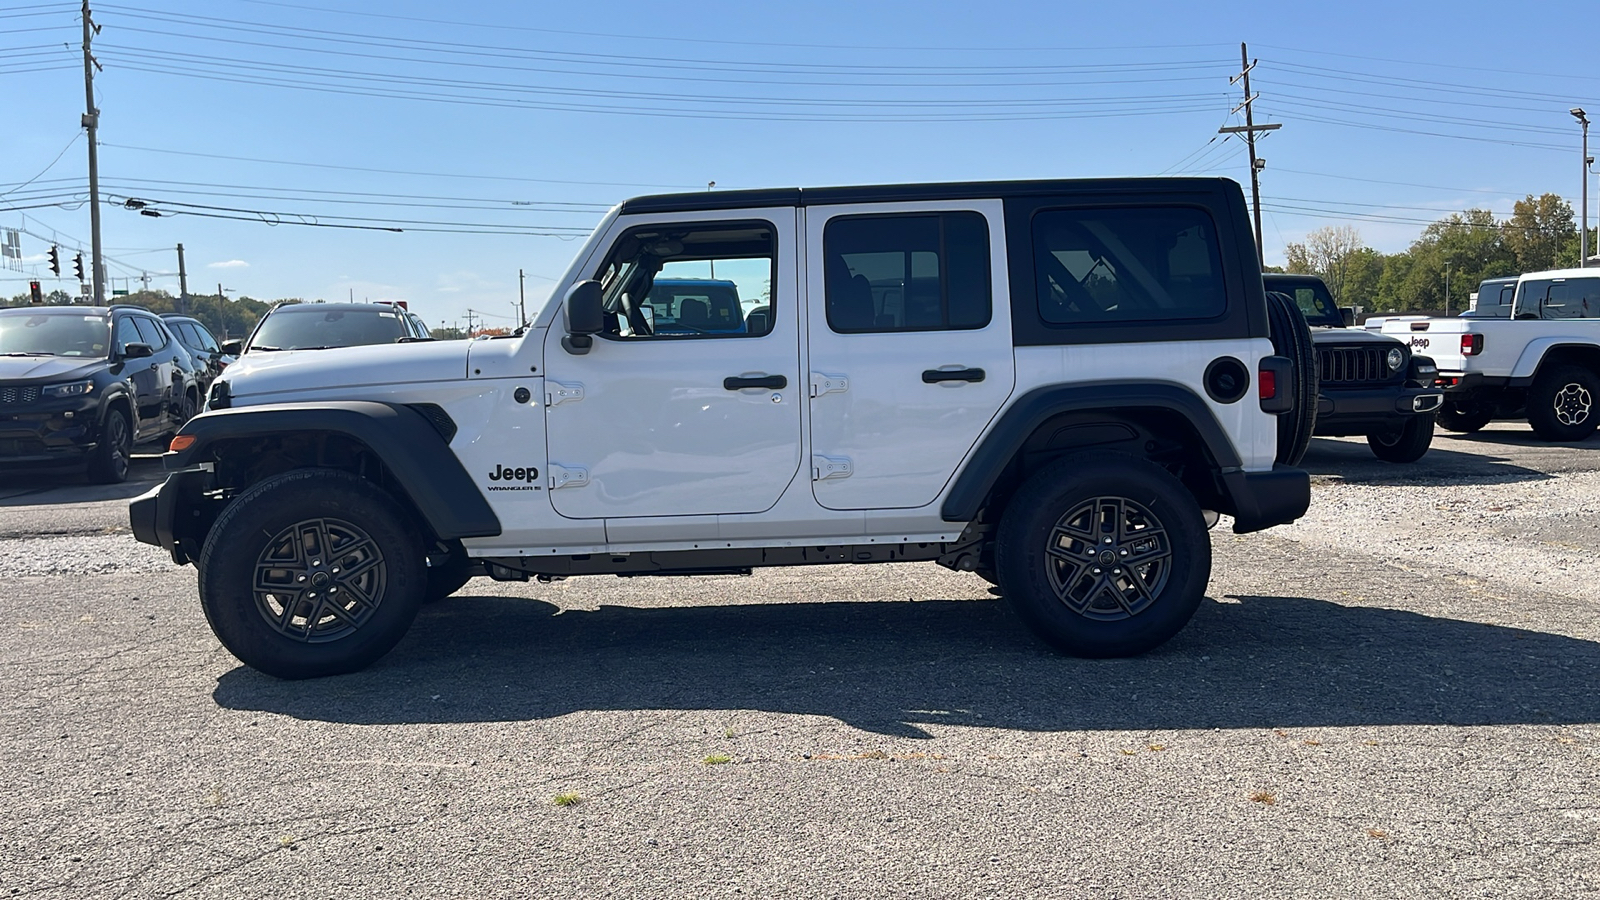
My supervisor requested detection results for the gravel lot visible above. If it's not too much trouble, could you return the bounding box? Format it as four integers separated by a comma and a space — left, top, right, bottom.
1, 427, 1597, 899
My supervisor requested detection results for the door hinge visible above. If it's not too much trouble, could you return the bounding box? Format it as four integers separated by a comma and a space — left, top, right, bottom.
548, 464, 589, 490
546, 381, 584, 407
809, 372, 849, 398
811, 455, 853, 481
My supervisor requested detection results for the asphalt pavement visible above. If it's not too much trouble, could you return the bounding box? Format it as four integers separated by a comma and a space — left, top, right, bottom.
0, 427, 1596, 898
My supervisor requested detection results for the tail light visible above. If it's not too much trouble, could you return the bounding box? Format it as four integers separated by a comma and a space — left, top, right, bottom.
1259, 369, 1277, 401
1461, 334, 1485, 356
1258, 356, 1294, 414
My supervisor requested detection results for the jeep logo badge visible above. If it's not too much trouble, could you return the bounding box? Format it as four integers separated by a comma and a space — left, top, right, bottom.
489, 464, 539, 483
1410, 337, 1430, 350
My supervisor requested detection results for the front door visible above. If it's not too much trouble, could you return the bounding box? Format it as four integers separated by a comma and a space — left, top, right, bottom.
805, 201, 1016, 511
543, 210, 802, 519
113, 315, 163, 438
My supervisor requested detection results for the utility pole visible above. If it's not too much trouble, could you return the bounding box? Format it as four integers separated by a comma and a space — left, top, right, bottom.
1574, 108, 1591, 268
464, 309, 478, 336
518, 268, 527, 329
81, 1, 104, 306
1220, 42, 1281, 266
176, 243, 189, 314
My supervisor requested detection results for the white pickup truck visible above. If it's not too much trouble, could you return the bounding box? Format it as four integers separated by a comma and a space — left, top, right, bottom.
1380, 267, 1600, 441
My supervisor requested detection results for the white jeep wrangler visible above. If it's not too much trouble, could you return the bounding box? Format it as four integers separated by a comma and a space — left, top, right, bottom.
131, 178, 1313, 678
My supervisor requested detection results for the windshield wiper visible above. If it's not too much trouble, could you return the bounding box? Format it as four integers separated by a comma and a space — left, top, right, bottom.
250, 345, 284, 352
0, 351, 56, 357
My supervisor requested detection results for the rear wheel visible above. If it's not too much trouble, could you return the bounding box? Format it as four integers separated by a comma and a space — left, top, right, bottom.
1265, 291, 1318, 465
1366, 415, 1434, 463
1436, 395, 1493, 433
198, 468, 426, 679
994, 454, 1210, 658
1527, 365, 1600, 442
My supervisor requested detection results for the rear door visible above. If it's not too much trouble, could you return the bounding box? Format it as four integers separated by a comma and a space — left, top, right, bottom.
804, 201, 1015, 510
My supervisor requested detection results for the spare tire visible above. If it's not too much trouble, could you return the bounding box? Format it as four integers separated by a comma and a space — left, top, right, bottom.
1265, 290, 1319, 466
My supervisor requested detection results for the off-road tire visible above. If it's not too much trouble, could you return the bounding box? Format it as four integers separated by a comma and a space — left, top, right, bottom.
1527, 364, 1600, 442
994, 453, 1211, 658
86, 407, 132, 484
1265, 290, 1319, 465
197, 468, 426, 679
1436, 395, 1494, 433
1366, 415, 1434, 463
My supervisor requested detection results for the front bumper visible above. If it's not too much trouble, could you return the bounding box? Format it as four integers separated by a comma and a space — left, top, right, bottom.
0, 397, 103, 468
1312, 385, 1443, 436
1223, 465, 1310, 534
129, 467, 210, 564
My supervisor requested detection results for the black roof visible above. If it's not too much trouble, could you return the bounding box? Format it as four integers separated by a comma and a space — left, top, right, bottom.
619, 177, 1237, 215
267, 302, 403, 314
0, 304, 113, 316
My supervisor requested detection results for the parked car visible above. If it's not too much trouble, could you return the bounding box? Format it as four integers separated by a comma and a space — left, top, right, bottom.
1384, 267, 1600, 440
1462, 276, 1518, 319
160, 314, 232, 395
222, 301, 433, 356
134, 176, 1315, 679
1264, 274, 1442, 462
0, 305, 201, 482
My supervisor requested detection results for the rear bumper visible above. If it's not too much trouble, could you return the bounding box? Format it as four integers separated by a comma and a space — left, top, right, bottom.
1223, 465, 1310, 534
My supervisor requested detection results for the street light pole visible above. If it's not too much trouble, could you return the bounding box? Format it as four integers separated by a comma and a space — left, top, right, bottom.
1573, 108, 1591, 268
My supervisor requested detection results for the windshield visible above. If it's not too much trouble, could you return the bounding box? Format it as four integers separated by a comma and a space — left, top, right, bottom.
1264, 277, 1341, 326
248, 307, 409, 351
642, 280, 746, 334
0, 312, 110, 357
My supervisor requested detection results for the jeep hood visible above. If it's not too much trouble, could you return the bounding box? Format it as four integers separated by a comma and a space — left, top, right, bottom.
1309, 326, 1401, 347
222, 340, 472, 398
0, 355, 104, 382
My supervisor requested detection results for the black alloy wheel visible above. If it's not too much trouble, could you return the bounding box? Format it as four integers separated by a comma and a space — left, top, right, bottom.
87, 407, 132, 484
252, 517, 388, 643
198, 468, 426, 678
1436, 395, 1494, 433
995, 453, 1210, 658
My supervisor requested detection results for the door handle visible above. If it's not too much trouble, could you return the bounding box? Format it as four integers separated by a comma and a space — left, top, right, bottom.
922, 367, 986, 384
724, 374, 787, 390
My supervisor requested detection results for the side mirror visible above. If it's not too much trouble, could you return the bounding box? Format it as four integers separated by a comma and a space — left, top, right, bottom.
1340, 307, 1356, 328
562, 280, 604, 355
221, 340, 243, 356
122, 342, 153, 359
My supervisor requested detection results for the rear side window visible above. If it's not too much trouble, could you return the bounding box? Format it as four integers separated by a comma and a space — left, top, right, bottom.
1520, 277, 1600, 320
823, 212, 991, 333
131, 316, 169, 351
1033, 207, 1225, 324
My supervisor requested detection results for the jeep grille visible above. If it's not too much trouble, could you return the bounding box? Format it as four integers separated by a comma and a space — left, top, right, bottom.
1318, 346, 1392, 384
0, 386, 42, 404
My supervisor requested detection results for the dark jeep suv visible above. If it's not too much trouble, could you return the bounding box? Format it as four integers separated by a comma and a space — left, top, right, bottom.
0, 305, 202, 482
1264, 274, 1442, 462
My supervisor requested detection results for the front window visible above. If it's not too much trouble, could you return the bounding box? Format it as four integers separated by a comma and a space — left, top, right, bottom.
594, 221, 775, 339
0, 312, 110, 358
249, 307, 411, 351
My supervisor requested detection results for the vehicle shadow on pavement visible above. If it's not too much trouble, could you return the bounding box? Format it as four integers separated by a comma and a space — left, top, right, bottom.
0, 456, 163, 506
213, 592, 1600, 737
1299, 438, 1549, 486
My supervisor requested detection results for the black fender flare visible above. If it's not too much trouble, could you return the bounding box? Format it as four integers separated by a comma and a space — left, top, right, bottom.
97, 384, 136, 429
165, 401, 501, 540
940, 381, 1245, 523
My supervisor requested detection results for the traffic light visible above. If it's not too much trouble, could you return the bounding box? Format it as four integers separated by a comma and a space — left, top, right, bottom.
47, 246, 60, 276
29, 281, 42, 304
73, 252, 84, 281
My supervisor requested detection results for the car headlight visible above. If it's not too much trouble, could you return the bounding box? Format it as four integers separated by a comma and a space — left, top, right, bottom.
1387, 348, 1405, 371
42, 380, 94, 398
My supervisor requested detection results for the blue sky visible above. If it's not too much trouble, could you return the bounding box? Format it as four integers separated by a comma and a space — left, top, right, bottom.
3, 0, 1597, 329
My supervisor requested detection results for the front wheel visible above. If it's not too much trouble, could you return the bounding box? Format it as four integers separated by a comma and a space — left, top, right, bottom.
198, 468, 426, 679
1527, 365, 1600, 442
994, 454, 1211, 658
86, 407, 132, 484
1366, 415, 1434, 463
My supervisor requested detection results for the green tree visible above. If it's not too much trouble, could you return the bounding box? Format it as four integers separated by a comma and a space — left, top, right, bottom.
1281, 225, 1380, 306
1503, 193, 1575, 273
